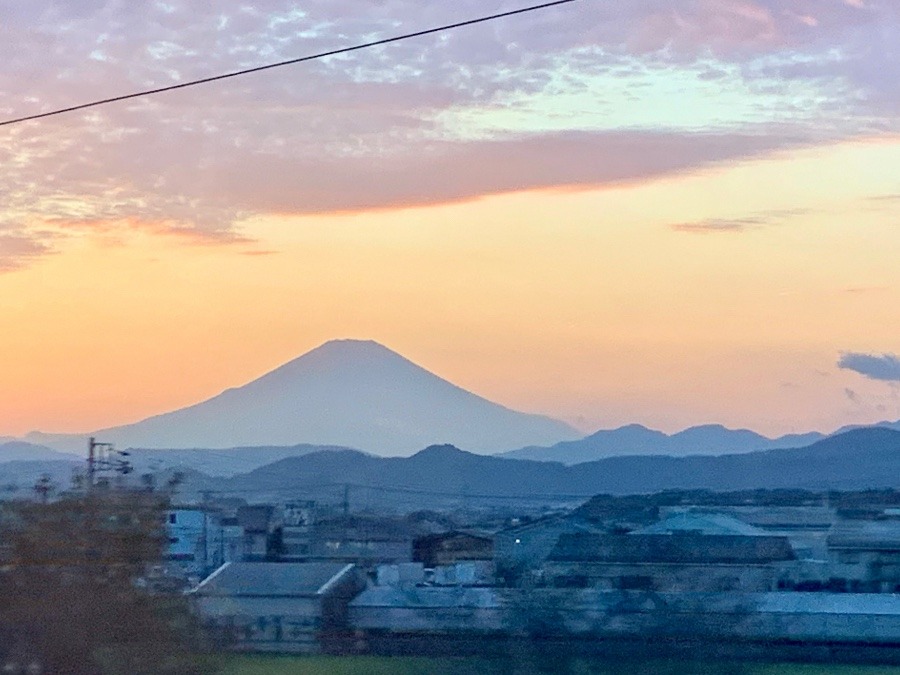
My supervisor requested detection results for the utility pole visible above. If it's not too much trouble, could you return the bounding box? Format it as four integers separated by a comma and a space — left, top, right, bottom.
86, 437, 132, 492
87, 437, 96, 490
33, 474, 53, 504
200, 490, 211, 575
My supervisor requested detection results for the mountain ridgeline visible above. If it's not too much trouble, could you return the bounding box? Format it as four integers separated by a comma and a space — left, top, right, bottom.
185, 427, 900, 506
501, 423, 829, 464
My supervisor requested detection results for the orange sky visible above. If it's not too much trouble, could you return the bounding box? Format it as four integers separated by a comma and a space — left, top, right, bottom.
1, 137, 898, 437
2, 1, 899, 439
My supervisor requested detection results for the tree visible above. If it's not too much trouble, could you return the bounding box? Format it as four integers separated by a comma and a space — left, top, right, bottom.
0, 491, 219, 675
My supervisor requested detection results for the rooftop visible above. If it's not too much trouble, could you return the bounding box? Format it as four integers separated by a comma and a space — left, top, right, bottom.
548, 533, 796, 564
191, 562, 353, 597
635, 512, 767, 537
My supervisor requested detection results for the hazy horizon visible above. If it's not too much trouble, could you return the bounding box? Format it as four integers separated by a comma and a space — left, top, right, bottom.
14, 337, 898, 443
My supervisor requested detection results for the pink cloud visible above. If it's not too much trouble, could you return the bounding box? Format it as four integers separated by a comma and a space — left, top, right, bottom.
0, 232, 54, 271
0, 0, 896, 271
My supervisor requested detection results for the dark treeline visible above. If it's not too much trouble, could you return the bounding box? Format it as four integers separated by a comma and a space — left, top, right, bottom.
0, 491, 219, 675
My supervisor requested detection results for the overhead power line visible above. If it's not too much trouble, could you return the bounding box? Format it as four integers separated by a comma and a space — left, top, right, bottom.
0, 0, 579, 129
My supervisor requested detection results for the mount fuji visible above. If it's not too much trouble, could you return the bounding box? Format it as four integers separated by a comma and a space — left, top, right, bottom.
27, 339, 578, 456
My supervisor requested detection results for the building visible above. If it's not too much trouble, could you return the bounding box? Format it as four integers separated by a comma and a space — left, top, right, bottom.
191, 562, 364, 653
237, 505, 277, 561
635, 512, 769, 537
350, 589, 900, 652
827, 518, 900, 592
309, 516, 414, 565
165, 507, 224, 580
665, 505, 836, 560
277, 501, 317, 560
494, 515, 602, 582
544, 532, 796, 592
215, 516, 246, 567
413, 530, 493, 568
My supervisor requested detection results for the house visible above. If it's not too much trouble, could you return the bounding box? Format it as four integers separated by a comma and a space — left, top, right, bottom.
827, 518, 900, 592
494, 515, 602, 583
543, 532, 796, 592
413, 530, 493, 568
191, 562, 364, 653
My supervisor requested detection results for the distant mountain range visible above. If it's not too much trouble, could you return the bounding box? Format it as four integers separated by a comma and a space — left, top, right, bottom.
26, 339, 578, 456
178, 427, 900, 507
126, 444, 360, 477
0, 442, 79, 464
15, 337, 900, 465
0, 442, 81, 497
501, 423, 829, 464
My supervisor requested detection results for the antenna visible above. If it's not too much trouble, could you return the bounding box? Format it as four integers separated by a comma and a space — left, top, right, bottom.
86, 437, 133, 491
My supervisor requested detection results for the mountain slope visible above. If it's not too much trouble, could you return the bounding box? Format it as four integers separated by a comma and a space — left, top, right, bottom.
28, 340, 577, 456
211, 428, 900, 505
502, 423, 826, 464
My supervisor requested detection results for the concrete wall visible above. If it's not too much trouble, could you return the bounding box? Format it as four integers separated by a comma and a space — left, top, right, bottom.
195, 596, 322, 653
349, 588, 900, 646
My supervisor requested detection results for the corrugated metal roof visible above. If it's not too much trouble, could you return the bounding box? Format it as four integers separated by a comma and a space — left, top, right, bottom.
757, 592, 900, 615
191, 562, 353, 597
635, 512, 766, 537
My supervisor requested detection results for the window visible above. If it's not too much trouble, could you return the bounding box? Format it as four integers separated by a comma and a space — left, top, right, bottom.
168, 513, 177, 524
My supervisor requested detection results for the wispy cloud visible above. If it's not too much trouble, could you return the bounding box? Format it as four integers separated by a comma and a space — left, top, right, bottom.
669, 207, 810, 233
842, 285, 889, 294
838, 351, 900, 382
671, 217, 763, 233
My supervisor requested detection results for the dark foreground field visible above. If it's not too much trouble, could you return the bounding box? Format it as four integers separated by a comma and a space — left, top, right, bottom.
220, 655, 900, 675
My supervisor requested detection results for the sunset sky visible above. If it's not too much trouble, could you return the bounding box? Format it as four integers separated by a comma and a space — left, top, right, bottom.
1, 0, 899, 439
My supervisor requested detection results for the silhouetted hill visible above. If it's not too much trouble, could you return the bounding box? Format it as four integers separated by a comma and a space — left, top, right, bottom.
211, 428, 900, 506
26, 339, 577, 456
502, 423, 825, 464
0, 442, 79, 464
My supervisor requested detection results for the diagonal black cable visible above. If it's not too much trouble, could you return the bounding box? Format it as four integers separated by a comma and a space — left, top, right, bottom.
0, 0, 578, 128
